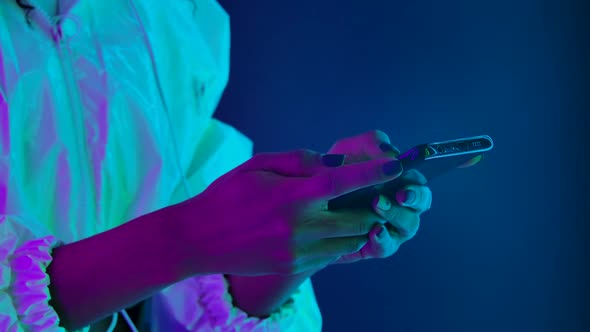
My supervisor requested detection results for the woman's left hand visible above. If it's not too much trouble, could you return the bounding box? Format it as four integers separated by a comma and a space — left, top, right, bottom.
326, 130, 433, 264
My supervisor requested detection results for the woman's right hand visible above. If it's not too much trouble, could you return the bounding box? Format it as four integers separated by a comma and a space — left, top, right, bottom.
172, 149, 404, 276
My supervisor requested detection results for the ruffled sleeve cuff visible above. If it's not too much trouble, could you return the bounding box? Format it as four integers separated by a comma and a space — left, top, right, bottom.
6, 235, 66, 331
152, 273, 322, 331
198, 274, 297, 330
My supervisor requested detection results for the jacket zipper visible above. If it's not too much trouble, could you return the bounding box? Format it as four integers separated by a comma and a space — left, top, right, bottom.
28, 4, 139, 331
28, 1, 100, 230
56, 34, 101, 228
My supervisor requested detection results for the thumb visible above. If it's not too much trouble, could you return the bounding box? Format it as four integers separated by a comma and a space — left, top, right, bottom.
311, 157, 404, 200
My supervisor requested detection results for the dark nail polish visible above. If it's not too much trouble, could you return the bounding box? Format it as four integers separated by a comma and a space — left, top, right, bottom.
322, 154, 346, 167
379, 142, 395, 152
379, 142, 401, 155
382, 160, 403, 176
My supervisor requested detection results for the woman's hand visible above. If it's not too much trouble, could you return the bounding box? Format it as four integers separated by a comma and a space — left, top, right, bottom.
326, 130, 433, 264
172, 149, 404, 276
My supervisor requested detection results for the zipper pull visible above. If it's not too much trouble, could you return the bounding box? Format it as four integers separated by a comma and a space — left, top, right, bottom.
51, 23, 63, 44
55, 15, 82, 46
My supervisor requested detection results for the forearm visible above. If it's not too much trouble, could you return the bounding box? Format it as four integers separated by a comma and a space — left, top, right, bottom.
46, 204, 195, 330
227, 269, 318, 318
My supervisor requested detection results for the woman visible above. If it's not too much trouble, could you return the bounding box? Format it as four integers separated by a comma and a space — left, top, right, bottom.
0, 0, 432, 331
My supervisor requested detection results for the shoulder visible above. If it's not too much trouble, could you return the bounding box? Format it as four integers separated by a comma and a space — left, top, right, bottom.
131, 0, 231, 115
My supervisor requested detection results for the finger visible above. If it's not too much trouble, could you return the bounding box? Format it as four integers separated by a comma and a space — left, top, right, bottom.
378, 142, 401, 157
379, 169, 428, 197
395, 185, 432, 214
244, 149, 322, 177
309, 158, 404, 200
300, 235, 369, 258
399, 169, 428, 185
304, 210, 385, 239
294, 256, 340, 274
359, 224, 398, 259
372, 195, 421, 239
334, 225, 401, 264
390, 211, 420, 240
328, 130, 400, 163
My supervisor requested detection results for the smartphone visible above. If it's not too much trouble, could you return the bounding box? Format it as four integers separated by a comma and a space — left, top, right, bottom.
327, 135, 494, 210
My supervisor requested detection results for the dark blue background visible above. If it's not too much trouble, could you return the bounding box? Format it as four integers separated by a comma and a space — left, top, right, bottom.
215, 1, 588, 331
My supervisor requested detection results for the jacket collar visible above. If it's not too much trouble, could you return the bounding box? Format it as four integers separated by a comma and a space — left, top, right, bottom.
22, 0, 82, 42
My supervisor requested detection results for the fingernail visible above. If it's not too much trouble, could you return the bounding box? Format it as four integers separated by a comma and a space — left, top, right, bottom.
397, 190, 416, 205
374, 195, 392, 211
379, 142, 400, 155
382, 160, 403, 176
379, 142, 394, 152
322, 154, 346, 167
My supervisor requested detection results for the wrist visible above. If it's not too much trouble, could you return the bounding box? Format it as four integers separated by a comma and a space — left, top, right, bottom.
46, 203, 201, 330
227, 269, 319, 317
163, 198, 214, 278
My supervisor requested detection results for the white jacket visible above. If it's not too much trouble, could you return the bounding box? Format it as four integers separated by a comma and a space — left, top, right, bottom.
0, 0, 322, 331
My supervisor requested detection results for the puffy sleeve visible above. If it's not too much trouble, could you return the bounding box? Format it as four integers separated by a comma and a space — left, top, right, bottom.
150, 275, 322, 332
0, 219, 66, 332
1, 88, 68, 331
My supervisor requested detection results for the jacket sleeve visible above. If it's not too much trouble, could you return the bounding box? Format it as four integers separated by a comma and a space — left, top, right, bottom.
150, 274, 322, 332
1, 90, 67, 331
0, 218, 66, 332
